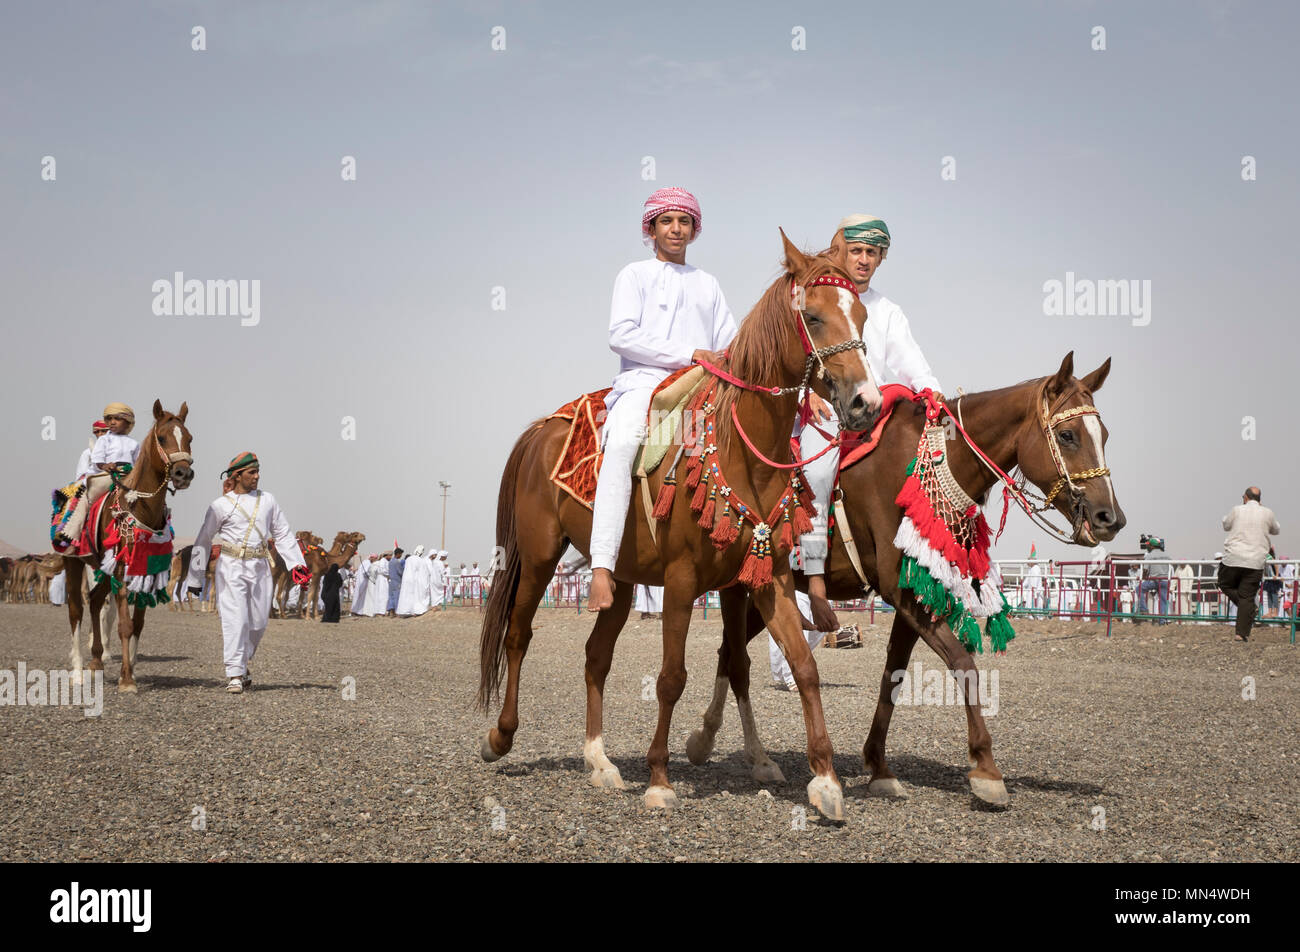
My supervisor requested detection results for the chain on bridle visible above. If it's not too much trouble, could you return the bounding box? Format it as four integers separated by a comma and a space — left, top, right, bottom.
782, 273, 868, 396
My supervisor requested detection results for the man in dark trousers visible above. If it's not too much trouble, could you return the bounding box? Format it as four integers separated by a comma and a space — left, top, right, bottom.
386, 547, 405, 618
1218, 486, 1281, 642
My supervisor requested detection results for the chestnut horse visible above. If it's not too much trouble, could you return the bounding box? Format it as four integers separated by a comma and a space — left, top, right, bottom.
686, 352, 1124, 807
478, 233, 882, 820
64, 400, 195, 693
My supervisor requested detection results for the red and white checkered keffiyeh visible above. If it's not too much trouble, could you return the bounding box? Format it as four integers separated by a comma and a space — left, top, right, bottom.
641, 186, 702, 248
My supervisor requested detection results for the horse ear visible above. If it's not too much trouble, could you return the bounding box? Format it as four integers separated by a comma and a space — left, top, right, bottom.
177, 401, 189, 423
1046, 351, 1075, 399
779, 227, 808, 275
152, 399, 164, 421
1079, 357, 1111, 394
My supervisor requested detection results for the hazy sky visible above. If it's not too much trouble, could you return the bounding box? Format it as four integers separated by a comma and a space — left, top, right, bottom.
2, 0, 1296, 567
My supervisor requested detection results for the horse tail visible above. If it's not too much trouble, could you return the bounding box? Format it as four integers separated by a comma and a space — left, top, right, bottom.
477, 420, 545, 712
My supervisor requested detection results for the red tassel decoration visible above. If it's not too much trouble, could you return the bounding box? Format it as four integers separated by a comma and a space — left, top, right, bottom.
780, 515, 794, 550
737, 550, 774, 589
698, 493, 717, 531
691, 473, 710, 514
711, 509, 739, 549
791, 502, 814, 537
651, 480, 676, 521
684, 457, 702, 492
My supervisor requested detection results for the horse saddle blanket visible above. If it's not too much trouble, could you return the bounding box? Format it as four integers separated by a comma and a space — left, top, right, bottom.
49, 480, 85, 551
52, 489, 119, 557
548, 365, 708, 510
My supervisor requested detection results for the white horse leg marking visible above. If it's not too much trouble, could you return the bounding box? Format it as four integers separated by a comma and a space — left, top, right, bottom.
70, 620, 83, 686
735, 695, 785, 783
686, 676, 728, 765
583, 735, 625, 789
129, 633, 139, 667
1081, 416, 1116, 510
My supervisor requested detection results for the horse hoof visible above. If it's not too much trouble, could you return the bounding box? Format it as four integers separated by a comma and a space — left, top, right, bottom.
480, 731, 505, 763
88, 660, 103, 672
867, 777, 909, 799
118, 682, 137, 695
71, 671, 84, 687
751, 760, 786, 784
589, 767, 626, 790
807, 775, 844, 822
644, 785, 678, 810
685, 729, 715, 766
969, 776, 1010, 808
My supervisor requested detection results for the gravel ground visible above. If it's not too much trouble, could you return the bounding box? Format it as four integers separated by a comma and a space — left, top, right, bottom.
1, 602, 1295, 862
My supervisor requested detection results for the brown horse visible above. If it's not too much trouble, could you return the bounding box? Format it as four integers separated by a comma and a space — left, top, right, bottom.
478, 232, 882, 820
63, 400, 195, 693
686, 352, 1124, 807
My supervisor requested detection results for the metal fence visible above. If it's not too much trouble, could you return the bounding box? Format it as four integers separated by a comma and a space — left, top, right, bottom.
995, 558, 1298, 642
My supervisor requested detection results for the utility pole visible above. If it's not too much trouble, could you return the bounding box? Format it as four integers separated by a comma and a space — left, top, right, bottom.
439, 481, 451, 552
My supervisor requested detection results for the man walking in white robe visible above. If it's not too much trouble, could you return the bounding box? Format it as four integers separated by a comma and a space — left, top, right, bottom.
187, 452, 305, 693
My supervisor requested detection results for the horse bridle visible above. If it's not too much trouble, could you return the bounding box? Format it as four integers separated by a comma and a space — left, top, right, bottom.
1035, 385, 1111, 511
786, 272, 869, 397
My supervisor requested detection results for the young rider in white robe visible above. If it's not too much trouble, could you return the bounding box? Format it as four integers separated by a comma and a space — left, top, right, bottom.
61, 403, 139, 544
186, 452, 306, 694
796, 217, 945, 630
588, 187, 738, 611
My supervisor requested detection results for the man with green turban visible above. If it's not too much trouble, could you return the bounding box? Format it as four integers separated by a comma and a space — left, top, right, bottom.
790, 216, 945, 637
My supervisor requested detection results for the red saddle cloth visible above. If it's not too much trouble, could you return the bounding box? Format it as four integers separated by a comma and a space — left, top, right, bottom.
547, 367, 699, 509
834, 383, 918, 470
62, 493, 120, 558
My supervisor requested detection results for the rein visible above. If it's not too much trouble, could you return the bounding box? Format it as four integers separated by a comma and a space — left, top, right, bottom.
949, 383, 1109, 545
696, 272, 867, 469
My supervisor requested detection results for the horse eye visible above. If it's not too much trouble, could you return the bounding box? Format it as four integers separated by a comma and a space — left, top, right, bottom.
1059, 430, 1076, 444
805, 313, 822, 325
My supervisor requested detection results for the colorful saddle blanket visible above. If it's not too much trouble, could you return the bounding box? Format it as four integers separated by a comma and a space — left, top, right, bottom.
548, 366, 707, 509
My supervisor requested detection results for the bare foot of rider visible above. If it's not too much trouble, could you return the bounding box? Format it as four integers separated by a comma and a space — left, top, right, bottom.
589, 568, 616, 612
808, 574, 840, 632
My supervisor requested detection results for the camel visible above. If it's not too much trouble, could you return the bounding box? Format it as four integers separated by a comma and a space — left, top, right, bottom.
270, 531, 324, 618
300, 532, 365, 621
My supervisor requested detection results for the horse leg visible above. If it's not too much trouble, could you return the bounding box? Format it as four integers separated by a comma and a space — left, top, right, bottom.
753, 571, 843, 821
482, 553, 562, 761
863, 612, 921, 798
644, 568, 697, 810
116, 587, 137, 693
128, 601, 144, 669
911, 614, 1009, 808
582, 581, 634, 789
66, 561, 86, 686
87, 577, 108, 674
685, 589, 785, 782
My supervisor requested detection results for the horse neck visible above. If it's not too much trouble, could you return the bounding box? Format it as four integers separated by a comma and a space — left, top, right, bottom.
945, 381, 1038, 505
121, 428, 169, 529
718, 388, 801, 502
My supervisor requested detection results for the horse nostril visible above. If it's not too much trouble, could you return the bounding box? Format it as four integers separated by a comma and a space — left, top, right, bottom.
1095, 509, 1113, 526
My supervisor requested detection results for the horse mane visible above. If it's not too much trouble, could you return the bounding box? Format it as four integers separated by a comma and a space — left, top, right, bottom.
722, 252, 845, 393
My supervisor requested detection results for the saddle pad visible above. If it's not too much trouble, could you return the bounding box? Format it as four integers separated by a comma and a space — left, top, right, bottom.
547, 369, 707, 510
636, 365, 707, 478
548, 389, 612, 510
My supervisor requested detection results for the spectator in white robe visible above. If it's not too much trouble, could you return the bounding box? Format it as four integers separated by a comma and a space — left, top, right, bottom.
430, 551, 449, 608
463, 561, 482, 602
358, 555, 385, 617
769, 591, 825, 691
635, 584, 663, 619
351, 555, 374, 615
397, 545, 434, 616
49, 569, 67, 606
